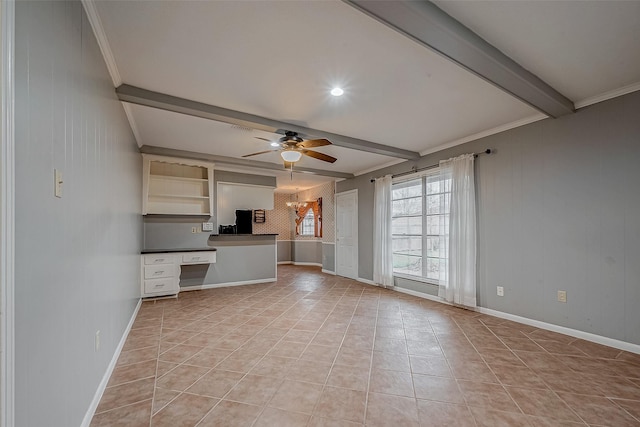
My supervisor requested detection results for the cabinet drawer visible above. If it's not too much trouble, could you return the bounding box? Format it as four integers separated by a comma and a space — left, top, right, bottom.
182, 252, 215, 264
143, 254, 173, 265
144, 265, 174, 279
144, 278, 177, 295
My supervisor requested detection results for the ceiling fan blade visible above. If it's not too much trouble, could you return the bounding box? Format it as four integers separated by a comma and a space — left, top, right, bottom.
241, 150, 277, 158
299, 138, 332, 148
301, 149, 337, 163
254, 137, 272, 142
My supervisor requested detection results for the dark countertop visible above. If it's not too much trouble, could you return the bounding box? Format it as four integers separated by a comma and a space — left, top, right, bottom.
209, 234, 278, 237
141, 248, 218, 254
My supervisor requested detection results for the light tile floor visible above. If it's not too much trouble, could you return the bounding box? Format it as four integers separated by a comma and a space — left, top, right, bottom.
91, 265, 640, 426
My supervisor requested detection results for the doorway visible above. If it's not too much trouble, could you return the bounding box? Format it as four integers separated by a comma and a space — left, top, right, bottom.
335, 190, 358, 280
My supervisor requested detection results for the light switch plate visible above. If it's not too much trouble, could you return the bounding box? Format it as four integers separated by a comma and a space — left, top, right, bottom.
202, 222, 213, 232
54, 169, 63, 198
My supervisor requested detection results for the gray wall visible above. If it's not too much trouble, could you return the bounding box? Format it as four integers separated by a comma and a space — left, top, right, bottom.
198, 236, 276, 286
15, 2, 142, 426
275, 241, 334, 272
338, 91, 640, 345
322, 243, 335, 272
277, 240, 292, 263
292, 240, 323, 264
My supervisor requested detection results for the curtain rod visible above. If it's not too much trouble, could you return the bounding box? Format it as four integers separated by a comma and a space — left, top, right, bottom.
370, 149, 492, 183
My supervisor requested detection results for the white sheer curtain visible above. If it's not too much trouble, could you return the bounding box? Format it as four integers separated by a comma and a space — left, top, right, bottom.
373, 175, 394, 288
438, 154, 477, 307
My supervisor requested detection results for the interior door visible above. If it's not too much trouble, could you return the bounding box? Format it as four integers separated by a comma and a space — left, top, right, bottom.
335, 190, 358, 279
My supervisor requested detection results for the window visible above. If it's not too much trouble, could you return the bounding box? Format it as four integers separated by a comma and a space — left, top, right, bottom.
299, 209, 315, 236
392, 170, 450, 283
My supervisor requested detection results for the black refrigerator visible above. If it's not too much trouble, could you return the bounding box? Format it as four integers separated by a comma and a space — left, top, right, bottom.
235, 209, 253, 234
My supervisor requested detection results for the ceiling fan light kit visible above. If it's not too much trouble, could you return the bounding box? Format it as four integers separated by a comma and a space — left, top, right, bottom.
243, 130, 338, 167
281, 150, 303, 163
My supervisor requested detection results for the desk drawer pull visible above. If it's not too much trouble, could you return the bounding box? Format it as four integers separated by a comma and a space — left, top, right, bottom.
144, 265, 173, 279
144, 255, 173, 265
182, 252, 214, 263
144, 278, 176, 295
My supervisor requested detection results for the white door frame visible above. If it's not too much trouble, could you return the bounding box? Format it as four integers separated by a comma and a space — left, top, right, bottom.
1, 0, 16, 425
335, 189, 358, 280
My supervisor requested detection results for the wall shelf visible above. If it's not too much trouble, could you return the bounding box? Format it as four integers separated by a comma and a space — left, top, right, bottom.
149, 194, 210, 200
142, 154, 214, 215
150, 175, 208, 183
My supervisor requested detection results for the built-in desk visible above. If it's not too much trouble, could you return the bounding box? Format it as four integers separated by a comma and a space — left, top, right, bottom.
140, 248, 217, 298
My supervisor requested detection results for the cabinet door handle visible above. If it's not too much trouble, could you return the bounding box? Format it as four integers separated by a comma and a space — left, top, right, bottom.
154, 283, 165, 288
155, 258, 165, 263
154, 270, 164, 275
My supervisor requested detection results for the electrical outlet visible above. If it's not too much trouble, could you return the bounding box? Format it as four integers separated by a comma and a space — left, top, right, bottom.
557, 290, 567, 303
191, 226, 198, 233
95, 330, 100, 352
497, 286, 504, 297
202, 222, 213, 232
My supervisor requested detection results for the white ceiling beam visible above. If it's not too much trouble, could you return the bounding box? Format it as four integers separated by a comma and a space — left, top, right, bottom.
117, 85, 421, 160
139, 145, 355, 180
344, 0, 575, 118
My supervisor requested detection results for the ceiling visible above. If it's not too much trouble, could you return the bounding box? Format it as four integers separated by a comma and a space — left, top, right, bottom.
91, 0, 640, 191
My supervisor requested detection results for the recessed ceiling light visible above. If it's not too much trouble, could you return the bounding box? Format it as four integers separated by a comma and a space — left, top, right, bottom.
330, 87, 344, 97
270, 142, 280, 147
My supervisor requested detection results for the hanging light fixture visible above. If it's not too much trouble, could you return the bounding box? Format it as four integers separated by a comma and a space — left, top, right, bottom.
281, 149, 302, 163
286, 190, 307, 211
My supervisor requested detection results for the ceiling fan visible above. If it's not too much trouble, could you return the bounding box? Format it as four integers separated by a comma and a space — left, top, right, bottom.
242, 131, 337, 166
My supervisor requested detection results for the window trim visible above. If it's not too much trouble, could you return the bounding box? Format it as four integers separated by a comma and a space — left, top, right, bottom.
299, 209, 315, 236
391, 167, 449, 284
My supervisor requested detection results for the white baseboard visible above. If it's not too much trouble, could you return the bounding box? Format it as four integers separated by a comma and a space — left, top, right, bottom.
81, 298, 142, 427
476, 307, 640, 355
277, 261, 323, 267
321, 269, 336, 275
181, 278, 276, 291
392, 286, 640, 355
394, 286, 452, 305
356, 277, 376, 286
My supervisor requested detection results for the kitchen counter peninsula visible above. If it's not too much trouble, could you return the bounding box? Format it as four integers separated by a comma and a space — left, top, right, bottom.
203, 234, 276, 288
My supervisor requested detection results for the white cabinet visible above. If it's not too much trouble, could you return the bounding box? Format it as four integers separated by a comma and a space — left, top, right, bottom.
140, 251, 217, 298
141, 254, 179, 297
182, 251, 216, 264
142, 154, 214, 216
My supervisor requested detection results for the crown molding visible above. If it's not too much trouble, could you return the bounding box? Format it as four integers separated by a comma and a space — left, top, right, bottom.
81, 0, 121, 86
419, 113, 547, 157
574, 81, 640, 110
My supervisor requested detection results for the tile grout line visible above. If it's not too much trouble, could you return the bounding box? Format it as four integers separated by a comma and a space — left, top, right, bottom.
186, 273, 350, 426
465, 317, 590, 425
92, 267, 640, 427
304, 282, 367, 425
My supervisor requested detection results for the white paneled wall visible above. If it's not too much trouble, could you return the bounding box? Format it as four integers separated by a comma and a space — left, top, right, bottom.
14, 2, 141, 426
